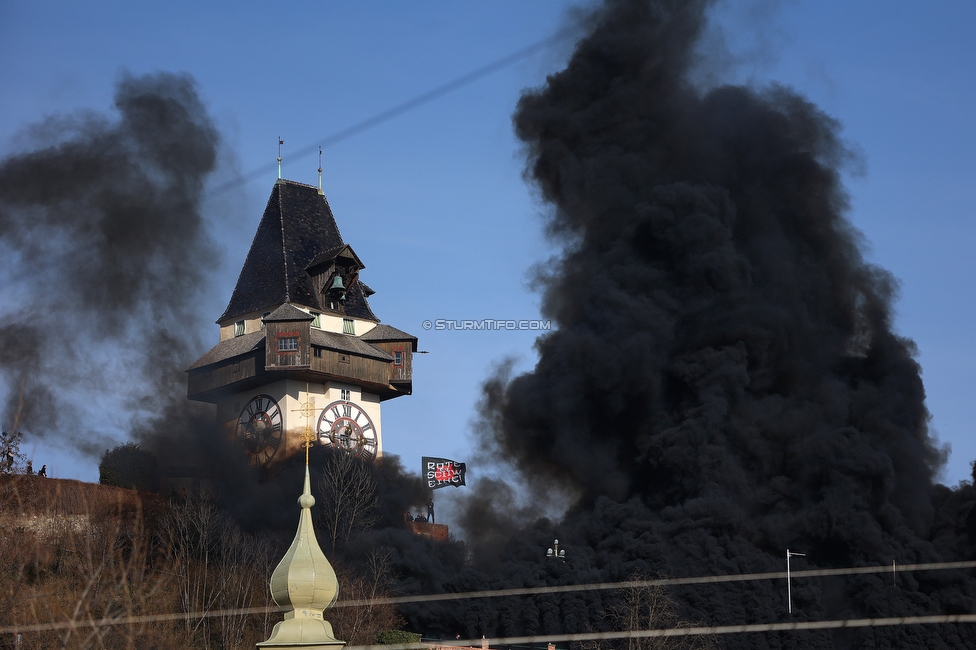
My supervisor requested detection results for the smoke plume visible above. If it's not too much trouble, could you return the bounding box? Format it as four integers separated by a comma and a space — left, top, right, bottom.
402, 1, 976, 648
0, 72, 220, 459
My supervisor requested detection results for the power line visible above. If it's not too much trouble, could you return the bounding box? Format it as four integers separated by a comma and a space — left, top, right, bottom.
4, 560, 974, 636
7, 611, 976, 641
350, 615, 976, 650
342, 560, 976, 607
206, 26, 578, 199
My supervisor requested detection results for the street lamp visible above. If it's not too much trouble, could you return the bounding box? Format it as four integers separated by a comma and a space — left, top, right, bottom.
546, 539, 565, 560
787, 549, 805, 614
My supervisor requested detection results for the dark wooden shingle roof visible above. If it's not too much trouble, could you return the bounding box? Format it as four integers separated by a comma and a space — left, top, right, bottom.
359, 324, 418, 351
311, 329, 393, 362
186, 331, 264, 370
186, 327, 393, 371
263, 303, 314, 323
218, 180, 377, 323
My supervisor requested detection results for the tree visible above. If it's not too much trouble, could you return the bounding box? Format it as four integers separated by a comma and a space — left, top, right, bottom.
99, 443, 160, 492
316, 451, 379, 555
331, 548, 406, 645
0, 429, 25, 474
574, 573, 717, 650
611, 576, 717, 650
160, 493, 274, 649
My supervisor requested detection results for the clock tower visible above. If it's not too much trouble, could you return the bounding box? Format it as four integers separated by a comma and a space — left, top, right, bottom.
186, 178, 417, 468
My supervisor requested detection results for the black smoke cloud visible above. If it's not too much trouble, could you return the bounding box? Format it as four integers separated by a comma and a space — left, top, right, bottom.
393, 1, 976, 648
0, 72, 219, 459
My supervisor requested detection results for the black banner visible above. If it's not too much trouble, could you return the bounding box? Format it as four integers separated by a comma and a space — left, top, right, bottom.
423, 457, 466, 489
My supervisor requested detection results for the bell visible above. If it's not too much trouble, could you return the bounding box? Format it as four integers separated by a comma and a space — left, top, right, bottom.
329, 275, 345, 291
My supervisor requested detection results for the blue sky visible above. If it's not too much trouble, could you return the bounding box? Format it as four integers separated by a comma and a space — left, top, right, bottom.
2, 1, 974, 486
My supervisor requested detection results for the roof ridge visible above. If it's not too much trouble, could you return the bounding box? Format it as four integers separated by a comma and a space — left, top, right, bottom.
216, 184, 285, 323
278, 182, 290, 303
322, 190, 343, 243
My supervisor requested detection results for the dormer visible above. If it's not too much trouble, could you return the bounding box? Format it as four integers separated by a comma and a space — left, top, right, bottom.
263, 303, 314, 369
307, 244, 365, 315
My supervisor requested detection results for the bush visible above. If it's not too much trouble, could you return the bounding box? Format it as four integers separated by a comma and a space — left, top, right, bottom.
376, 630, 422, 645
99, 443, 160, 492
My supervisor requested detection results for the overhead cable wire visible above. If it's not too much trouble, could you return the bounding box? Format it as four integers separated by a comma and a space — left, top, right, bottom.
4, 559, 975, 636
340, 560, 976, 607
347, 615, 976, 650
206, 26, 579, 199
7, 612, 976, 641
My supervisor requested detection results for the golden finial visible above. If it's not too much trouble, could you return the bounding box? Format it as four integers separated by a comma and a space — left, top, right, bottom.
301, 428, 314, 466
292, 383, 317, 466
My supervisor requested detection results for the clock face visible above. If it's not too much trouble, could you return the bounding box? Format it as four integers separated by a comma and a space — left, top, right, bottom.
316, 400, 377, 461
235, 394, 283, 467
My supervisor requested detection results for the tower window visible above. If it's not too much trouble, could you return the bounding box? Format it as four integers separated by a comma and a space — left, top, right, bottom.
340, 389, 351, 401
393, 350, 403, 367
313, 346, 323, 358
311, 312, 322, 328
234, 320, 245, 337
343, 319, 355, 335
277, 336, 299, 352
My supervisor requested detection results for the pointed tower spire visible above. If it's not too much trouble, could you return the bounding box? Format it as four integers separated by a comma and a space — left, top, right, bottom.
277, 138, 284, 181
258, 438, 345, 649
318, 146, 324, 195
